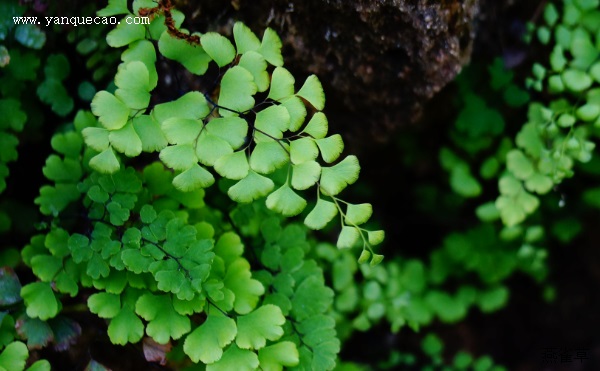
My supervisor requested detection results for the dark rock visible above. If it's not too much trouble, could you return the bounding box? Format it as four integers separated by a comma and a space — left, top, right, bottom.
179, 0, 480, 144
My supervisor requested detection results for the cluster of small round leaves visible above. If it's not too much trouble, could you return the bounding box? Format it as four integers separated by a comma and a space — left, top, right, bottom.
495, 0, 600, 227
85, 3, 384, 262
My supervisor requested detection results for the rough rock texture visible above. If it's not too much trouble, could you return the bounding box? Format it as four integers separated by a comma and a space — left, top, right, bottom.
179, 0, 480, 144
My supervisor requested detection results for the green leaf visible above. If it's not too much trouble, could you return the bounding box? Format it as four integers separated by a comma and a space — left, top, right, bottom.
0, 341, 28, 371
236, 304, 285, 349
302, 112, 328, 139
268, 67, 295, 101
290, 137, 318, 164
30, 255, 62, 282
228, 171, 274, 203
507, 149, 534, 180
337, 226, 360, 248
254, 105, 290, 141
450, 165, 481, 198
21, 282, 61, 321
153, 91, 210, 124
196, 132, 234, 166
258, 341, 299, 371
135, 294, 191, 344
304, 198, 338, 230
207, 344, 259, 371
202, 32, 236, 67
281, 96, 307, 132
88, 293, 121, 318
297, 75, 325, 110
225, 258, 265, 314
183, 313, 237, 364
0, 268, 22, 306
122, 40, 158, 89
218, 66, 257, 117
316, 135, 344, 163
234, 22, 261, 54
107, 307, 144, 345
525, 173, 553, 194
562, 69, 592, 92
162, 118, 203, 145
51, 131, 83, 158
250, 141, 289, 174
258, 28, 283, 66
158, 30, 211, 75
14, 25, 45, 49
213, 150, 250, 180
205, 116, 248, 149
89, 148, 121, 174
113, 66, 149, 113
42, 155, 82, 182
345, 203, 372, 225
238, 51, 270, 92
160, 144, 197, 171
291, 276, 334, 321
97, 0, 129, 16
173, 164, 215, 191
91, 91, 130, 130
106, 16, 146, 47
266, 185, 307, 217
132, 115, 168, 152
109, 122, 143, 157
291, 161, 321, 190
367, 230, 385, 245
320, 155, 360, 196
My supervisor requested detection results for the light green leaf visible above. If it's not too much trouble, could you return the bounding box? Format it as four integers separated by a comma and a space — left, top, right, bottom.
236, 304, 285, 349
290, 137, 318, 164
266, 184, 307, 217
316, 135, 344, 163
302, 112, 328, 139
107, 307, 144, 345
291, 275, 333, 321
337, 226, 360, 248
238, 51, 269, 92
234, 22, 261, 54
218, 66, 257, 117
250, 141, 289, 174
162, 118, 203, 145
152, 91, 210, 124
109, 122, 143, 157
228, 171, 274, 202
88, 293, 121, 318
183, 313, 237, 364
297, 75, 325, 110
196, 132, 234, 166
106, 16, 146, 47
214, 151, 250, 180
268, 67, 295, 101
281, 96, 307, 132
21, 282, 61, 320
254, 105, 290, 142
525, 173, 553, 194
304, 198, 338, 230
121, 40, 158, 89
201, 32, 236, 67
135, 294, 191, 344
320, 155, 360, 196
205, 116, 248, 149
258, 341, 299, 371
562, 68, 592, 92
258, 28, 283, 66
0, 341, 28, 371
159, 144, 197, 171
97, 0, 129, 16
91, 91, 130, 130
367, 230, 385, 245
506, 149, 534, 180
345, 203, 372, 225
207, 344, 259, 371
158, 30, 211, 75
114, 61, 150, 110
225, 258, 265, 314
173, 164, 215, 191
291, 161, 321, 190
132, 114, 168, 152
89, 148, 121, 174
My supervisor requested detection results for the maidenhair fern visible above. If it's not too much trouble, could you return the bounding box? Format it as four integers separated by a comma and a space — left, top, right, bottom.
15, 0, 384, 369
